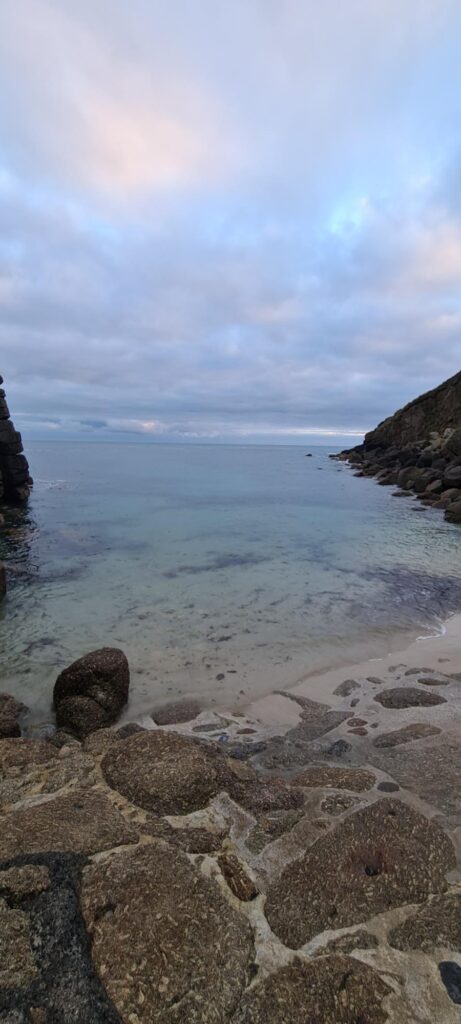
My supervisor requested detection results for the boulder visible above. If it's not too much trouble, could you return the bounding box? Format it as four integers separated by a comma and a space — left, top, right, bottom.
437, 488, 461, 508
443, 465, 461, 489
425, 477, 444, 496
412, 468, 438, 493
53, 647, 129, 737
445, 499, 461, 524
81, 842, 255, 1024
0, 563, 5, 601
445, 427, 461, 457
231, 956, 390, 1024
373, 686, 446, 709
264, 798, 455, 948
0, 693, 28, 737
397, 466, 419, 489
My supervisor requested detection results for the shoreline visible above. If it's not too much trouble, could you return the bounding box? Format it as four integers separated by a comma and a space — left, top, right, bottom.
117, 609, 461, 742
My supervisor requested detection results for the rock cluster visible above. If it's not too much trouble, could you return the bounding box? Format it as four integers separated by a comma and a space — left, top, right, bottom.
333, 369, 461, 523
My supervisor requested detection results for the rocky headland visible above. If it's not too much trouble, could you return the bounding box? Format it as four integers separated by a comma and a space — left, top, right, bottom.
1, 632, 461, 1022
333, 369, 461, 524
0, 375, 32, 602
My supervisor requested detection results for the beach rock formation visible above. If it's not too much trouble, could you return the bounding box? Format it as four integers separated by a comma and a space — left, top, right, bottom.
374, 686, 446, 709
389, 890, 461, 953
53, 647, 130, 737
81, 842, 255, 1024
334, 369, 461, 524
231, 956, 390, 1024
0, 375, 31, 504
264, 798, 455, 948
101, 728, 221, 814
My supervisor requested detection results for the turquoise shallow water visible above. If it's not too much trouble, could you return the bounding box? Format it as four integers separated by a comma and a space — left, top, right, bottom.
1, 441, 461, 722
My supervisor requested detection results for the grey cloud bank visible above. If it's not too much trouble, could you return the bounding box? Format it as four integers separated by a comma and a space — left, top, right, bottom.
0, 1, 460, 442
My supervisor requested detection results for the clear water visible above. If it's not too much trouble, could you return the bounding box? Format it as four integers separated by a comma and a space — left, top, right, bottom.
1, 441, 461, 724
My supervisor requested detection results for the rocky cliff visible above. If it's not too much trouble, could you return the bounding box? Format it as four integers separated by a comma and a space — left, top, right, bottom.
364, 370, 461, 450
336, 370, 461, 524
0, 375, 31, 504
0, 375, 31, 599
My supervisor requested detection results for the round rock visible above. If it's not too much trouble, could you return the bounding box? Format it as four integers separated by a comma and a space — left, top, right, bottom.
80, 842, 254, 1024
373, 687, 446, 709
53, 647, 129, 738
101, 729, 220, 814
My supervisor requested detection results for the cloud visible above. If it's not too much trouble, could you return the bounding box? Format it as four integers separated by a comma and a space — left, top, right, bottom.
0, 1, 460, 441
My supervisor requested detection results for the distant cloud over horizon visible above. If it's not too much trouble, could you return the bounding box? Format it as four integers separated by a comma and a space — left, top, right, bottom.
1, 1, 461, 442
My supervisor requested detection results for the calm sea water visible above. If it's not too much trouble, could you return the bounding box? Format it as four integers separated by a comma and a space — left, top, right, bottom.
1, 441, 461, 724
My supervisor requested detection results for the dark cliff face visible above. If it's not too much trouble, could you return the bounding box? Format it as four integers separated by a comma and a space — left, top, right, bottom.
364, 370, 461, 449
0, 375, 31, 503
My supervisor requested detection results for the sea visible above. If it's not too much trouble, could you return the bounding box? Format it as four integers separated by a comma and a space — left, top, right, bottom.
1, 441, 461, 725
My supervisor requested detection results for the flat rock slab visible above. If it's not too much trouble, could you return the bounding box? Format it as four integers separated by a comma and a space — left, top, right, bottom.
292, 765, 376, 791
101, 730, 220, 814
265, 798, 455, 948
286, 710, 349, 743
314, 929, 379, 957
0, 739, 58, 770
0, 864, 50, 897
0, 747, 96, 808
368, 737, 461, 823
255, 727, 352, 772
0, 791, 138, 858
333, 679, 360, 697
231, 955, 390, 1024
141, 818, 226, 854
0, 899, 37, 987
417, 676, 450, 685
150, 698, 202, 725
374, 687, 446, 709
81, 842, 255, 1024
245, 808, 305, 853
373, 724, 441, 748
389, 891, 461, 952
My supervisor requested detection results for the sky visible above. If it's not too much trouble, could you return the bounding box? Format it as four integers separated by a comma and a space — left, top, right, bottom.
1, 1, 461, 445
